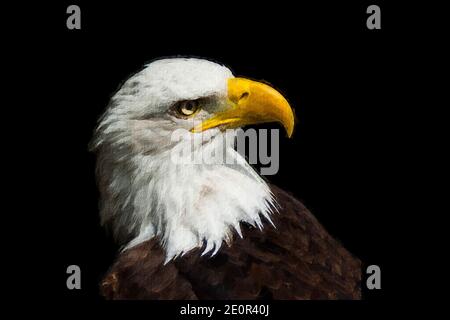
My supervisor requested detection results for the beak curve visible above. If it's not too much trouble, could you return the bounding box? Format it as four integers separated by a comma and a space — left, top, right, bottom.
191, 78, 295, 137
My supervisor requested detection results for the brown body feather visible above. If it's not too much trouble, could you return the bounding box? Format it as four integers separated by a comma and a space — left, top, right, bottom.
101, 185, 361, 300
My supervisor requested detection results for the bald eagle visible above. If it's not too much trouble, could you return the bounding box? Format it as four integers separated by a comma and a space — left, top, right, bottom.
91, 58, 361, 300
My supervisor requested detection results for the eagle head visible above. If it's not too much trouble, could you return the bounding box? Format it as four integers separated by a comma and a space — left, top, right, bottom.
91, 58, 294, 262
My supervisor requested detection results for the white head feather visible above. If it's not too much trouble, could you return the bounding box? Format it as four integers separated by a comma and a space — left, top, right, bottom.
91, 58, 276, 262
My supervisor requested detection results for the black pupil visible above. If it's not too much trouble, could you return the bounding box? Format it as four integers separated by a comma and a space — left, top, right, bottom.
185, 102, 194, 110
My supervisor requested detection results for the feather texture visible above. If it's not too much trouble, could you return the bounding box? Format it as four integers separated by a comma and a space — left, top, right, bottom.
101, 185, 361, 300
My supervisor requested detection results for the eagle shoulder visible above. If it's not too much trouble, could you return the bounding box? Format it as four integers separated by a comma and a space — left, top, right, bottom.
101, 239, 198, 300
101, 185, 361, 300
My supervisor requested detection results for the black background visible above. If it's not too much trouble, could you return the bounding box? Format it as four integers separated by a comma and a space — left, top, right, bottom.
10, 0, 417, 317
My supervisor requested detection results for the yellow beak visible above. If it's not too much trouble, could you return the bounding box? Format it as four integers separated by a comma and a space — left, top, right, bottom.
191, 78, 295, 137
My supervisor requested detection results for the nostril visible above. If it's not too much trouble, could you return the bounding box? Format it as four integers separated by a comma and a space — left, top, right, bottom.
239, 92, 249, 101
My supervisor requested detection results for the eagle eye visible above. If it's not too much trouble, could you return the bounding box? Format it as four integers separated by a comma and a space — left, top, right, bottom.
174, 100, 201, 117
